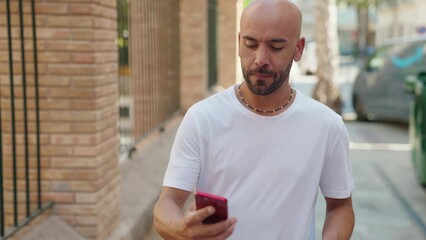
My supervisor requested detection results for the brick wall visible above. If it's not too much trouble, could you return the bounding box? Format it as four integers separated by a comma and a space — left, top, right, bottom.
0, 1, 120, 239
218, 0, 238, 88
180, 0, 240, 111
180, 0, 209, 111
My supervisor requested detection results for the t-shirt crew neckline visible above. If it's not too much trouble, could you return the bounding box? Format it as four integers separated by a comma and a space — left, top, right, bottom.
231, 83, 301, 121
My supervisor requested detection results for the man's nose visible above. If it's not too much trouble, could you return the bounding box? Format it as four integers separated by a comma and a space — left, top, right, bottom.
254, 45, 270, 67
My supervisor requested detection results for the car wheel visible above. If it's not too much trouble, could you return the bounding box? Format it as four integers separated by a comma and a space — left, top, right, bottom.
353, 94, 368, 121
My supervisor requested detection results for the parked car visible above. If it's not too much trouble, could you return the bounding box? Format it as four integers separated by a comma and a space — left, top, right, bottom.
299, 41, 317, 75
352, 36, 426, 123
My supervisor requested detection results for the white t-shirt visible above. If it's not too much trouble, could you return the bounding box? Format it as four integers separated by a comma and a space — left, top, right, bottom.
164, 85, 354, 240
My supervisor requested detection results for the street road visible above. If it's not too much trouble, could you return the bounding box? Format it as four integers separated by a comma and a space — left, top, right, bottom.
316, 120, 426, 239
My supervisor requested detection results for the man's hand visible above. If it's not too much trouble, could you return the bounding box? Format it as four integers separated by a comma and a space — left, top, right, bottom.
173, 203, 237, 240
153, 187, 237, 240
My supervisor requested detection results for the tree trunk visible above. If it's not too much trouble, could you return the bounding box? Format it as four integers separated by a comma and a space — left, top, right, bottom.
312, 0, 342, 114
357, 6, 369, 58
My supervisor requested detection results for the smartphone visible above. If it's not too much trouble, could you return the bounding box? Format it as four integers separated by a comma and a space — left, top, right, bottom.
195, 191, 228, 224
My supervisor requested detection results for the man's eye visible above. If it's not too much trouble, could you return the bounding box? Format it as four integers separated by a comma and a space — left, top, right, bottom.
244, 40, 257, 48
271, 45, 284, 51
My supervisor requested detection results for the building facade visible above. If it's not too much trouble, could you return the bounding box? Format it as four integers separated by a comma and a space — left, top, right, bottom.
376, 0, 426, 45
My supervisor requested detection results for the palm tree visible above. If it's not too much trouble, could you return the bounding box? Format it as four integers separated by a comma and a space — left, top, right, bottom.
312, 0, 342, 114
312, 0, 399, 114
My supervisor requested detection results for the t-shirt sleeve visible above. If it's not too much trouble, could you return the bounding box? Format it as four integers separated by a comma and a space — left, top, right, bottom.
320, 119, 355, 199
163, 109, 201, 192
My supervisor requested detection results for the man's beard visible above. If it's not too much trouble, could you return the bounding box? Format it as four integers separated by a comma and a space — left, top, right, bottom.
242, 61, 293, 96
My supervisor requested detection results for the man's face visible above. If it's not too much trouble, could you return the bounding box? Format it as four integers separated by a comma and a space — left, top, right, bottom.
238, 5, 304, 96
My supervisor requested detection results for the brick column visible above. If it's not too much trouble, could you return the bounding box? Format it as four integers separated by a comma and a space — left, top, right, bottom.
0, 1, 120, 239
180, 0, 209, 111
218, 0, 239, 88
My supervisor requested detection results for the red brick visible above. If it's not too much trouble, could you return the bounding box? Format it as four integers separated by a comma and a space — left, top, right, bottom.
49, 88, 95, 99
70, 77, 97, 88
42, 169, 74, 180
35, 3, 68, 15
36, 28, 71, 40
39, 76, 71, 87
70, 179, 103, 192
71, 99, 96, 110
75, 192, 97, 203
45, 40, 94, 52
51, 157, 89, 168
51, 181, 71, 191
44, 145, 73, 157
50, 134, 97, 145
38, 52, 71, 63
69, 3, 95, 15
72, 53, 96, 63
94, 17, 117, 29
48, 64, 97, 76
42, 192, 74, 203
73, 146, 98, 157
40, 122, 72, 133
71, 123, 98, 133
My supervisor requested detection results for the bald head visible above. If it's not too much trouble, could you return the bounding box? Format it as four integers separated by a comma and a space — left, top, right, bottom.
241, 0, 303, 39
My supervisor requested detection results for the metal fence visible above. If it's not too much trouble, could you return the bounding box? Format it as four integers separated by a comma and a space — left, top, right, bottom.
129, 0, 181, 143
1, 0, 52, 238
208, 0, 218, 88
117, 0, 134, 157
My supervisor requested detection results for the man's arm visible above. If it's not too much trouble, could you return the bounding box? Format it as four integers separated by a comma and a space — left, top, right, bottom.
153, 187, 237, 240
322, 196, 355, 240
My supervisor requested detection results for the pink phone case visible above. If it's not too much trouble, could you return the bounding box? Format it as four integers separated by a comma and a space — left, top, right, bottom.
195, 191, 228, 224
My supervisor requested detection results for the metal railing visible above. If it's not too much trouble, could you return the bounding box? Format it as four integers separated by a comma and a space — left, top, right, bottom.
117, 0, 135, 158
129, 0, 181, 143
1, 0, 53, 238
208, 0, 218, 88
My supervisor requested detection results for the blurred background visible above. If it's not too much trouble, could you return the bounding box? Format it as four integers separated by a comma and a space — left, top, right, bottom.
0, 0, 425, 239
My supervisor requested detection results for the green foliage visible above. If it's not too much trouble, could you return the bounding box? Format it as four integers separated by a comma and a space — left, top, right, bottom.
243, 0, 252, 8
336, 0, 399, 8
117, 0, 129, 66
118, 0, 128, 38
337, 0, 376, 7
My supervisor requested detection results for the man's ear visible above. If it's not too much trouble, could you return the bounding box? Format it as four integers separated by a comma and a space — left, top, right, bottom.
293, 37, 305, 62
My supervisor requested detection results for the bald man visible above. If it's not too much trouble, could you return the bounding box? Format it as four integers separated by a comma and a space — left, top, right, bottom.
153, 0, 354, 239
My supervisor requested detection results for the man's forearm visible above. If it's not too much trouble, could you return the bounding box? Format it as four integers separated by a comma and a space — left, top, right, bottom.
153, 197, 185, 240
323, 198, 355, 240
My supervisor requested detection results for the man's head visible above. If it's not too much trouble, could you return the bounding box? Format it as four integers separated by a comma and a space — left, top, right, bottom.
238, 0, 305, 96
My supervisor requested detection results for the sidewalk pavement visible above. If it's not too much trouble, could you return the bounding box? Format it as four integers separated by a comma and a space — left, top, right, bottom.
107, 114, 183, 240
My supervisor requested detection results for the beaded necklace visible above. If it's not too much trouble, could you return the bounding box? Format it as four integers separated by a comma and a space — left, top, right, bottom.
237, 83, 293, 114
